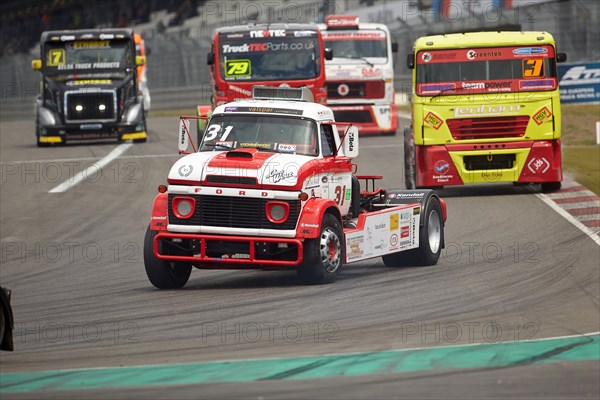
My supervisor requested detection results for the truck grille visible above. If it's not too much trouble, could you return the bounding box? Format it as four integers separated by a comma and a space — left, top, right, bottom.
464, 154, 516, 170
446, 116, 530, 140
168, 194, 301, 230
327, 81, 385, 99
205, 175, 258, 186
65, 91, 116, 122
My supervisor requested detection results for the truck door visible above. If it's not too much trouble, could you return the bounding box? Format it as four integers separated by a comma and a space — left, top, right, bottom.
320, 123, 352, 216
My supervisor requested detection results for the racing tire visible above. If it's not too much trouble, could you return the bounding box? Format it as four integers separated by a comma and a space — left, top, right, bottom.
382, 196, 443, 267
541, 181, 561, 193
36, 119, 51, 147
36, 139, 51, 148
144, 226, 192, 289
297, 214, 344, 285
404, 127, 416, 190
0, 304, 4, 347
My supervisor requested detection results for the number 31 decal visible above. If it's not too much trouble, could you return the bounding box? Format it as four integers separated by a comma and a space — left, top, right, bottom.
522, 59, 544, 78
205, 124, 233, 141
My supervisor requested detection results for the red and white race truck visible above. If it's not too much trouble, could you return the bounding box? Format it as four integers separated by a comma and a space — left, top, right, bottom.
144, 87, 446, 289
320, 16, 398, 135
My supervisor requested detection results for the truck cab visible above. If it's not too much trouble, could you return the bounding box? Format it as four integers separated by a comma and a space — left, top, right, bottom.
320, 16, 398, 135
31, 29, 148, 146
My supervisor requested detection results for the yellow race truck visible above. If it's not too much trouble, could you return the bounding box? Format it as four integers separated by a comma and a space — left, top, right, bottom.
405, 31, 567, 192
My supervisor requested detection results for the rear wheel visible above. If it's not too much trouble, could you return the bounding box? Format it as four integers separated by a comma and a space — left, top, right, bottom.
541, 181, 561, 192
297, 214, 344, 285
404, 127, 416, 190
144, 226, 192, 289
382, 196, 443, 267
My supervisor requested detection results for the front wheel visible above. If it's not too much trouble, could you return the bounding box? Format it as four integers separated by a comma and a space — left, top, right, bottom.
382, 196, 443, 267
404, 127, 416, 190
297, 214, 344, 285
144, 226, 192, 289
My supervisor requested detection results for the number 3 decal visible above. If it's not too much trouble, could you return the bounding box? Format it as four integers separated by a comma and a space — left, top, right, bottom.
204, 124, 233, 141
522, 59, 544, 78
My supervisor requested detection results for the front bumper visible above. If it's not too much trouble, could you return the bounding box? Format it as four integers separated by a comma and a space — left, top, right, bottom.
38, 122, 147, 143
416, 140, 562, 187
154, 231, 304, 268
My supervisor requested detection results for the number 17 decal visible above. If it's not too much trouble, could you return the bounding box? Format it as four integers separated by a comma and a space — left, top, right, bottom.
522, 59, 544, 78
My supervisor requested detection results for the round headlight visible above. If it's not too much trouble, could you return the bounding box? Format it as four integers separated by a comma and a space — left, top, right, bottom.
177, 199, 193, 216
173, 197, 195, 219
270, 204, 285, 220
266, 201, 290, 223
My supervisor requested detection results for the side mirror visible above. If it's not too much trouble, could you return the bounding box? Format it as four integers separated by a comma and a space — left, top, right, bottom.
324, 48, 333, 61
343, 125, 359, 158
391, 42, 398, 53
406, 53, 414, 69
557, 52, 567, 63
31, 59, 42, 70
207, 52, 215, 65
135, 55, 146, 66
178, 118, 190, 153
145, 47, 152, 56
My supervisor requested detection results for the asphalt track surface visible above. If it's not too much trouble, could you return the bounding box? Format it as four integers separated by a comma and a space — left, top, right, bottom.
0, 115, 599, 399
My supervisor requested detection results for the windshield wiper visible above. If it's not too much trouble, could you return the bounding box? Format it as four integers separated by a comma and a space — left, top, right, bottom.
240, 146, 280, 153
431, 86, 470, 99
359, 57, 374, 67
203, 142, 234, 150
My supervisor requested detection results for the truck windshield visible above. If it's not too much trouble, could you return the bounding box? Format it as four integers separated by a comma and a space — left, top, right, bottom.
200, 114, 318, 156
323, 30, 388, 62
218, 33, 321, 81
416, 45, 558, 96
44, 39, 133, 71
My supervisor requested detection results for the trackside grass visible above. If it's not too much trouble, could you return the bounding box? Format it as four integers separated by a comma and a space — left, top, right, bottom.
562, 104, 600, 195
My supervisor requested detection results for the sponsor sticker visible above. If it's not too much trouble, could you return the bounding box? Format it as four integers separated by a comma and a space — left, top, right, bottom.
390, 213, 399, 231
513, 47, 548, 56
424, 112, 443, 130
277, 143, 297, 153
532, 107, 552, 125
400, 225, 410, 238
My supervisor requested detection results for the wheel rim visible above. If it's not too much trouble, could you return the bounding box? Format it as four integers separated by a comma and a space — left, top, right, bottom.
428, 210, 441, 254
319, 228, 341, 273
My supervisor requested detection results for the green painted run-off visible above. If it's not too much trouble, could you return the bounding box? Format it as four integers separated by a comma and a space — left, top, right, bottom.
1, 334, 599, 393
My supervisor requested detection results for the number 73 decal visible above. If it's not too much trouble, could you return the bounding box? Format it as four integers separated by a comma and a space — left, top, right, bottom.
224, 59, 251, 77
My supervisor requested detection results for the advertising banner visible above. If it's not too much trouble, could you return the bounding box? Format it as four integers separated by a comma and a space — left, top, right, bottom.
558, 62, 600, 104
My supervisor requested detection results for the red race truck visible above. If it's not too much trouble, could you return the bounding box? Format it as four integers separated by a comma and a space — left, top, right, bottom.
199, 23, 332, 126
144, 87, 447, 289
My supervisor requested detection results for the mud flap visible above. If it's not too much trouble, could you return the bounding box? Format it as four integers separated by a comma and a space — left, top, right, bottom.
384, 189, 445, 248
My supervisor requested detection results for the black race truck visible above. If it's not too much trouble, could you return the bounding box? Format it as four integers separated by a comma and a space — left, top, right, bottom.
31, 29, 148, 146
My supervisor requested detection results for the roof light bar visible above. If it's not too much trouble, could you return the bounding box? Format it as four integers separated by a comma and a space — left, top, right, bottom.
252, 86, 314, 102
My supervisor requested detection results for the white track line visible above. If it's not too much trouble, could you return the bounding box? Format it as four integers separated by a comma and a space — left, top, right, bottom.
1, 153, 178, 165
536, 193, 600, 246
48, 143, 133, 193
